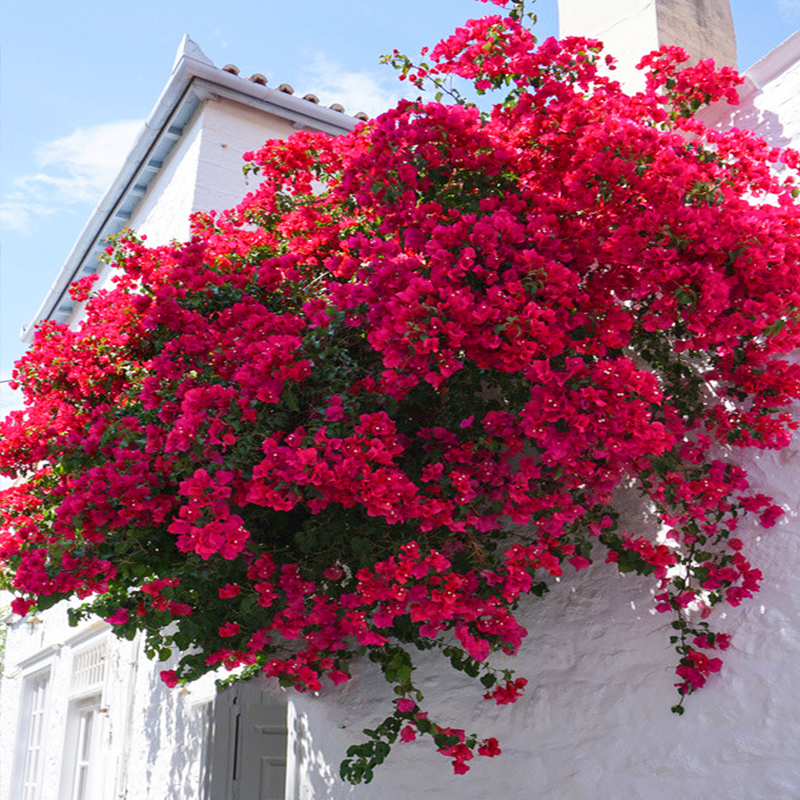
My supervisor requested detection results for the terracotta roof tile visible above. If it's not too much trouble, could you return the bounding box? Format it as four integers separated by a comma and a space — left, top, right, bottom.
218, 63, 368, 121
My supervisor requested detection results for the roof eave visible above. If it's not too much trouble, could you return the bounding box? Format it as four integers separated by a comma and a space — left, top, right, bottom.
22, 39, 360, 343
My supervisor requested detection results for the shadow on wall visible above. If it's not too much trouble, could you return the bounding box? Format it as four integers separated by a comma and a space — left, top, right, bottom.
287, 702, 339, 800
137, 660, 211, 799
729, 105, 792, 149
701, 82, 794, 150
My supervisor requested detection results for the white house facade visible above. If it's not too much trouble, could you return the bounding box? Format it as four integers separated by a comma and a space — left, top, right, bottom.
4, 3, 800, 799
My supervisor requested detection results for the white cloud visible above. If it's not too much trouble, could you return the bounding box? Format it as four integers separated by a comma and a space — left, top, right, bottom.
778, 0, 800, 20
0, 200, 51, 231
1, 119, 142, 232
36, 120, 143, 193
301, 54, 414, 119
0, 369, 24, 419
212, 28, 231, 51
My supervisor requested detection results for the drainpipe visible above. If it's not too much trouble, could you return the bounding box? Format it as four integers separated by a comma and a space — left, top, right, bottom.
116, 633, 141, 799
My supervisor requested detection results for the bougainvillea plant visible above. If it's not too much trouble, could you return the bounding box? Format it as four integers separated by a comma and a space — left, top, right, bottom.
3, 0, 800, 783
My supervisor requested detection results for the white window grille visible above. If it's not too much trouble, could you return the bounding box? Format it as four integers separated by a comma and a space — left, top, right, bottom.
70, 641, 107, 693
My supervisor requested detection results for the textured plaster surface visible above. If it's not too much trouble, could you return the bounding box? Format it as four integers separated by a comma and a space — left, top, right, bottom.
287, 442, 800, 799
125, 96, 296, 247
193, 97, 299, 216
130, 96, 297, 244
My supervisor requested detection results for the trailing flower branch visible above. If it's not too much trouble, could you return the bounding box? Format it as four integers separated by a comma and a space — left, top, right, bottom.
3, 0, 800, 782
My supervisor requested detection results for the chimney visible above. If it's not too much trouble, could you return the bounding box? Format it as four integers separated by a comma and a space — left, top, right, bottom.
558, 0, 738, 91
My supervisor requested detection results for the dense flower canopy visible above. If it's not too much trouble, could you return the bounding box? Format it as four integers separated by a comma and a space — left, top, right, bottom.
3, 0, 800, 782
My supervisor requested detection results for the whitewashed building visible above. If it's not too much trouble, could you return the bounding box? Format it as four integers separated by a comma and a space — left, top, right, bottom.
5, 2, 800, 799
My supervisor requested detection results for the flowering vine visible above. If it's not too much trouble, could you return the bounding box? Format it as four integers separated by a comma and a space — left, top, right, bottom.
3, 0, 800, 783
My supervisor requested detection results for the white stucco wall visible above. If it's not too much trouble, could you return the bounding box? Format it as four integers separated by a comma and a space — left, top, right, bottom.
559, 0, 663, 90
129, 108, 204, 246
131, 95, 300, 247
703, 30, 800, 151
119, 651, 218, 800
192, 97, 299, 217
285, 441, 800, 799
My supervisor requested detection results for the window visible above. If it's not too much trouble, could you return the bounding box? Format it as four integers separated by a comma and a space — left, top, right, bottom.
64, 695, 103, 800
62, 638, 109, 800
14, 668, 51, 800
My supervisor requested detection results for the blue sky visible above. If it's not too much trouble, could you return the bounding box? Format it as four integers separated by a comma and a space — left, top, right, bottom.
2, 0, 799, 414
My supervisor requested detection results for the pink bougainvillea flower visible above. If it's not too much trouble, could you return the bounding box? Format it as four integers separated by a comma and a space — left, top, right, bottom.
400, 725, 417, 742
160, 670, 179, 688
105, 608, 130, 626
1, 0, 797, 785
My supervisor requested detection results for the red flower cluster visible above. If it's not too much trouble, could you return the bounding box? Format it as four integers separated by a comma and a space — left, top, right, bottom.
3, 1, 800, 783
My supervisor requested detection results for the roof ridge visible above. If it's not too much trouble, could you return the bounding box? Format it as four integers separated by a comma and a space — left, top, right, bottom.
172, 35, 215, 73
